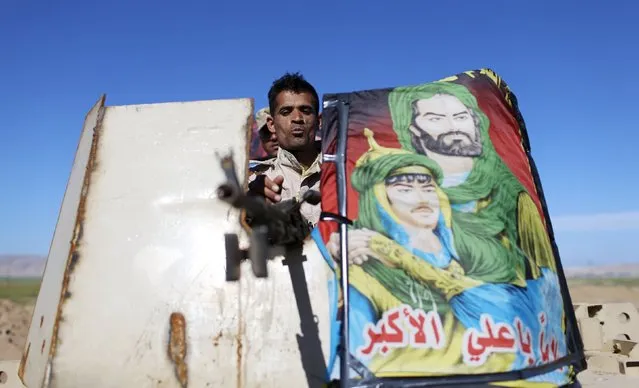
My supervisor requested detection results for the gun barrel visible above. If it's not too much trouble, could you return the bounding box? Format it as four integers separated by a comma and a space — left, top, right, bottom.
215, 153, 312, 246
216, 183, 290, 223
216, 183, 239, 203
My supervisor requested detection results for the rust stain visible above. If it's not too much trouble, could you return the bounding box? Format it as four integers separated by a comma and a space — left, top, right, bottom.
212, 330, 222, 347
236, 325, 243, 388
168, 312, 188, 388
17, 342, 30, 379
236, 305, 244, 388
46, 95, 107, 377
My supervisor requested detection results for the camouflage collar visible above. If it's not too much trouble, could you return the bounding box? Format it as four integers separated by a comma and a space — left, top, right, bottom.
277, 148, 321, 175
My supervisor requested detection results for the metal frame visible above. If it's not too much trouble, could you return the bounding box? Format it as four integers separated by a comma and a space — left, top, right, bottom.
321, 99, 351, 388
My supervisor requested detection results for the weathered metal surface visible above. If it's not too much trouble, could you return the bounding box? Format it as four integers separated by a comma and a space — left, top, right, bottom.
15, 95, 334, 387
238, 242, 333, 387
0, 360, 27, 388
20, 97, 253, 387
50, 98, 254, 387
19, 95, 106, 388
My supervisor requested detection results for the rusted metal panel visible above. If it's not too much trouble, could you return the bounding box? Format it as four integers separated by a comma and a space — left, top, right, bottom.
19, 98, 253, 387
19, 95, 106, 388
16, 96, 334, 387
49, 99, 254, 387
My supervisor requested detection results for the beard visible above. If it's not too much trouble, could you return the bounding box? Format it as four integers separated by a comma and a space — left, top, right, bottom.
412, 129, 482, 157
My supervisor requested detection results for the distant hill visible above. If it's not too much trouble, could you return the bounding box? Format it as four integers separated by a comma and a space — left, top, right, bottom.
1, 254, 638, 280
563, 263, 639, 279
0, 255, 46, 278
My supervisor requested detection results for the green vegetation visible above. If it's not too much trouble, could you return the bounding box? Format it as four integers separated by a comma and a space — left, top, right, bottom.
567, 277, 639, 287
0, 277, 42, 303
1, 276, 637, 304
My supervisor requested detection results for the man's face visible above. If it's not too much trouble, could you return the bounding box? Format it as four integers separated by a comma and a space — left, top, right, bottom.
410, 94, 482, 157
385, 174, 440, 229
267, 91, 318, 152
259, 127, 279, 157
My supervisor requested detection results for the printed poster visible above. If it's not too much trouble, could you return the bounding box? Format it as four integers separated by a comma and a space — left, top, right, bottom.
312, 69, 585, 386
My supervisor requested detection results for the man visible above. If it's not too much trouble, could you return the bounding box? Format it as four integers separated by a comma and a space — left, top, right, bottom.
388, 82, 558, 283
248, 72, 322, 226
255, 107, 279, 158
390, 83, 484, 195
248, 107, 279, 171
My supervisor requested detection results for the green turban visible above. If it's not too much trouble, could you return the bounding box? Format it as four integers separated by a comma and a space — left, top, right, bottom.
387, 81, 530, 284
352, 152, 445, 233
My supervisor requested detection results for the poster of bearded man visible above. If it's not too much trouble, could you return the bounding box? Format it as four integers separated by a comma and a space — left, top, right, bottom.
314, 68, 586, 388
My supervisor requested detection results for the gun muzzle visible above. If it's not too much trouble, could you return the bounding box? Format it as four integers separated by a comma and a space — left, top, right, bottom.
217, 183, 240, 203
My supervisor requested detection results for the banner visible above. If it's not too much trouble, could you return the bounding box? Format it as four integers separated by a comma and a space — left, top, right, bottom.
313, 69, 585, 386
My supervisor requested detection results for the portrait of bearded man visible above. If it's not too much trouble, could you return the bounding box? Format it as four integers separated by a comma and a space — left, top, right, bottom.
388, 81, 557, 286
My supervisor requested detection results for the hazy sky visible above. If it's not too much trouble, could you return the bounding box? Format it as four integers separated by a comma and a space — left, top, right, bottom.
1, 0, 637, 266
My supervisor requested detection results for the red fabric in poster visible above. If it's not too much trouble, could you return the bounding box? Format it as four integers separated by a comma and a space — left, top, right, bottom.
465, 78, 546, 227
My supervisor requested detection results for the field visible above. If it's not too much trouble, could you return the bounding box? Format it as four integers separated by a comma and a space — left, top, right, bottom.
0, 278, 39, 364
567, 277, 639, 306
0, 277, 41, 303
1, 277, 639, 387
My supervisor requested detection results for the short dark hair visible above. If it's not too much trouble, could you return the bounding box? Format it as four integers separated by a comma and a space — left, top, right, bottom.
267, 72, 319, 115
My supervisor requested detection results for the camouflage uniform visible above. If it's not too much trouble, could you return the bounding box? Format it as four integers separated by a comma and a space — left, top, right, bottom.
249, 149, 322, 226
248, 107, 322, 226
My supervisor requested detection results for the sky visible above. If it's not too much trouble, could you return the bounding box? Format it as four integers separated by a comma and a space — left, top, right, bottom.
0, 0, 637, 267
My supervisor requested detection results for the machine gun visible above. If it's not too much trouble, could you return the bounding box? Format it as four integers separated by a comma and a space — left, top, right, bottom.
216, 151, 321, 281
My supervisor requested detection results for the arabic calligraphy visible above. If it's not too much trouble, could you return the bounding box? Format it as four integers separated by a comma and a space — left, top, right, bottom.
514, 317, 534, 366
538, 312, 559, 363
355, 308, 564, 368
461, 313, 564, 367
462, 314, 517, 366
357, 305, 445, 358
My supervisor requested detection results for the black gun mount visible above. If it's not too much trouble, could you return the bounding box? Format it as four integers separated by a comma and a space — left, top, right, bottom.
216, 151, 321, 281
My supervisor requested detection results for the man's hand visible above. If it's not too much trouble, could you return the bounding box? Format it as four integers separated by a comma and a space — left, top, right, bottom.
248, 174, 284, 203
326, 229, 397, 268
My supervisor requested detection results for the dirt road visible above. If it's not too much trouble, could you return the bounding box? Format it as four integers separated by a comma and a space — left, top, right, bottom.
0, 299, 32, 361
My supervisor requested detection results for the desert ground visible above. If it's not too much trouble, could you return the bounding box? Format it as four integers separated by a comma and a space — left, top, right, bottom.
1, 277, 639, 387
